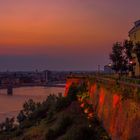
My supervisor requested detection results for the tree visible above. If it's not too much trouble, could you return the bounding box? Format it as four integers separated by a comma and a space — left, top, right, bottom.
110, 42, 127, 74
123, 40, 134, 71
23, 99, 36, 117
17, 110, 26, 123
123, 40, 133, 60
4, 117, 15, 132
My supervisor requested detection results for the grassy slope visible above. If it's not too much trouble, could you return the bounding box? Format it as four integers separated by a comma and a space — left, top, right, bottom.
9, 101, 110, 140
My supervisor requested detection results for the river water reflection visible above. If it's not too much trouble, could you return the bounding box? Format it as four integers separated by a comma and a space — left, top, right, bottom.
0, 86, 65, 122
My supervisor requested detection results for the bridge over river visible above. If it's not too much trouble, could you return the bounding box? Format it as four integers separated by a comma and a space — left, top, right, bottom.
0, 81, 66, 96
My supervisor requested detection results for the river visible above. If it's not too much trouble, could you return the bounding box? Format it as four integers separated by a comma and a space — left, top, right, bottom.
0, 86, 65, 122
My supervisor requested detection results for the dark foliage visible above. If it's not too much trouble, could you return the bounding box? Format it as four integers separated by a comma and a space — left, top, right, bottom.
46, 115, 73, 140
67, 83, 79, 101
110, 40, 135, 74
110, 42, 127, 73
0, 117, 15, 132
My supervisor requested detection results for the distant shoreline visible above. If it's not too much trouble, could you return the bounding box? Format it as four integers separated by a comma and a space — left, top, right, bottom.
0, 86, 65, 123
0, 83, 66, 90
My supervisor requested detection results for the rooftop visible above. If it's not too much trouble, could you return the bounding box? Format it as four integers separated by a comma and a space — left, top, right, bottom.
135, 20, 140, 27
129, 20, 140, 35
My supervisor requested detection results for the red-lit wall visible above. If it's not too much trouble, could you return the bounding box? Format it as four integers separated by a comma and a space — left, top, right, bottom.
65, 78, 140, 140
64, 78, 81, 97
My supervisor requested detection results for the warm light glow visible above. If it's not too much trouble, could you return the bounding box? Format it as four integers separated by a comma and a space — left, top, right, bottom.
64, 81, 72, 97
0, 0, 140, 70
1, 0, 139, 57
99, 88, 105, 106
113, 94, 120, 109
90, 84, 96, 99
84, 108, 89, 114
80, 103, 85, 108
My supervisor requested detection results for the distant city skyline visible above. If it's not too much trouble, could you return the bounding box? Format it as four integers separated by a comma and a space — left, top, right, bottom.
0, 0, 140, 70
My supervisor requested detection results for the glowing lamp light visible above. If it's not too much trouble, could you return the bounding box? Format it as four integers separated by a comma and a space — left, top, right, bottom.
80, 103, 85, 108
108, 63, 112, 67
129, 61, 133, 64
84, 108, 89, 114
113, 95, 120, 109
88, 112, 94, 118
89, 124, 92, 128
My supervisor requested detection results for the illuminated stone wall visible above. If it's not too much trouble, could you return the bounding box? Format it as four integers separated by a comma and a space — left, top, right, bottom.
65, 78, 140, 140
64, 78, 82, 97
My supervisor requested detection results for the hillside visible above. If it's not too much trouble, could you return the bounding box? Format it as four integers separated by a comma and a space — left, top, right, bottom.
0, 88, 110, 140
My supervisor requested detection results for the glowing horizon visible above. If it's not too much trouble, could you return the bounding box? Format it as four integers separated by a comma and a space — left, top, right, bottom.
0, 0, 140, 70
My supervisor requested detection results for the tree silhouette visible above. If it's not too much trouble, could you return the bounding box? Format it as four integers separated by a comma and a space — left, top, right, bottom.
123, 40, 134, 71
123, 40, 133, 61
110, 42, 127, 74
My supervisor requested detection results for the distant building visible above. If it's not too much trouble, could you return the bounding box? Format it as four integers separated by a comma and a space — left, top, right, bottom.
129, 20, 140, 76
104, 64, 113, 74
129, 20, 140, 43
43, 70, 51, 83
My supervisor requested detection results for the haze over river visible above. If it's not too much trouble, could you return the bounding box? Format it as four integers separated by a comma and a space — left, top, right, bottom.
0, 86, 65, 122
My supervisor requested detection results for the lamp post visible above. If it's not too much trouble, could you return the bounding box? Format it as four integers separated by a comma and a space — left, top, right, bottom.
129, 59, 136, 77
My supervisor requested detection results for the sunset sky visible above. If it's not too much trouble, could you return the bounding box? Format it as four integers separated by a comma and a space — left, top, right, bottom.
0, 0, 140, 71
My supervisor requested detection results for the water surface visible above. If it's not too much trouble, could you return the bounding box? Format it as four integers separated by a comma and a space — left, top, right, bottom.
0, 86, 65, 122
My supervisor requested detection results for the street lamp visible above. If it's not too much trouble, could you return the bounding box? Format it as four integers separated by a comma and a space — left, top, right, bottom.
129, 58, 136, 77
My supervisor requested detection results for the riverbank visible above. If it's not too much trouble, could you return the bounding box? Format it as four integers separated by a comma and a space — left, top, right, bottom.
0, 92, 110, 140
0, 83, 66, 90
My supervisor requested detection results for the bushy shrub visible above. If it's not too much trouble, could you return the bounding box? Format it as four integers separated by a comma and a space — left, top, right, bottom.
17, 110, 27, 123
67, 83, 79, 101
46, 129, 56, 140
56, 115, 73, 136
55, 97, 70, 112
46, 115, 73, 140
16, 93, 74, 129
0, 117, 15, 132
19, 119, 34, 129
17, 95, 57, 128
23, 99, 36, 116
46, 110, 54, 121
63, 125, 95, 140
